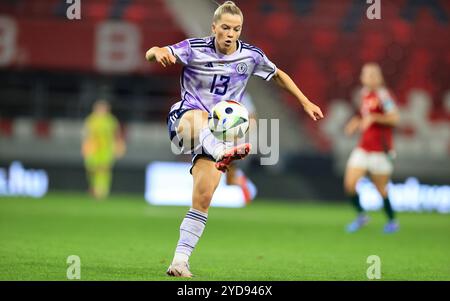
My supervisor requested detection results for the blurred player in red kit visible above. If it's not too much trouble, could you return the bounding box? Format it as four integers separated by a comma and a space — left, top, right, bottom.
344, 63, 400, 233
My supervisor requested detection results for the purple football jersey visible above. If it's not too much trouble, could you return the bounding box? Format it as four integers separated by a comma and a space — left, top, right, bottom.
167, 36, 277, 113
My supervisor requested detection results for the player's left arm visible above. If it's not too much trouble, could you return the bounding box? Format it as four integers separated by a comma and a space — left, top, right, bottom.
81, 119, 90, 157
113, 119, 127, 159
372, 111, 399, 126
271, 69, 324, 121
361, 95, 400, 130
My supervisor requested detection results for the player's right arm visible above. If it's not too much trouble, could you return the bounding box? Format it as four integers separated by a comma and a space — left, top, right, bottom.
113, 119, 126, 159
344, 116, 361, 136
145, 46, 176, 67
81, 118, 92, 157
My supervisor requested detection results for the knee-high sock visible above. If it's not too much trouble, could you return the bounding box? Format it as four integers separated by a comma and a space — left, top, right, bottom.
93, 169, 111, 198
383, 196, 395, 221
173, 208, 208, 263
350, 194, 364, 214
198, 127, 225, 160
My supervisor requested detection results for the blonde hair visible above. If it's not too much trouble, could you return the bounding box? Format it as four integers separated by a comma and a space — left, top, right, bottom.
213, 1, 243, 23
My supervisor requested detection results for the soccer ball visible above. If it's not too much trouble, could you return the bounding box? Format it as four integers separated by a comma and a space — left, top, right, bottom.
208, 100, 249, 141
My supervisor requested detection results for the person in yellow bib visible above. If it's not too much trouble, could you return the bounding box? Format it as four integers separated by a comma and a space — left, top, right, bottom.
81, 100, 126, 200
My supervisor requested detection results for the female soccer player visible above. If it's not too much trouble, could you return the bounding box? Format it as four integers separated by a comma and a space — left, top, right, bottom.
344, 63, 400, 233
81, 100, 126, 200
145, 1, 323, 277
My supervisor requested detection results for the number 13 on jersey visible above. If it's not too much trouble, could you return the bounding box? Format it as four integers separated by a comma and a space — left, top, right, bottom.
210, 75, 230, 96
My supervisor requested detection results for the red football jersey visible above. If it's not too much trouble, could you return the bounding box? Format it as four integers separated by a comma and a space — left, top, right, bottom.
358, 87, 397, 152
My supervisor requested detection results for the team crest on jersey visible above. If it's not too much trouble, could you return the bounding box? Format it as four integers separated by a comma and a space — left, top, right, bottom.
236, 62, 248, 74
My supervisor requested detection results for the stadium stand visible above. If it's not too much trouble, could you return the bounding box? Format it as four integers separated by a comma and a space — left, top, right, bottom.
239, 0, 450, 150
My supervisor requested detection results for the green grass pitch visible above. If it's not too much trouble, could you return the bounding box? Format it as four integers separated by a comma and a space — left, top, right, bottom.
1, 192, 449, 280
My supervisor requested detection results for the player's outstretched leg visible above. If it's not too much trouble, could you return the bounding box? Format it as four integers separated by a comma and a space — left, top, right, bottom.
197, 121, 251, 172
215, 143, 251, 173
178, 110, 251, 172
167, 157, 222, 277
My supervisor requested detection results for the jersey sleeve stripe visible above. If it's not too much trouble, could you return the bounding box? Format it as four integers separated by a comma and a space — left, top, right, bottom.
188, 39, 211, 46
189, 41, 209, 45
191, 41, 214, 49
242, 43, 263, 52
167, 46, 175, 56
190, 45, 211, 47
242, 43, 264, 53
191, 45, 215, 49
242, 45, 264, 57
264, 68, 276, 81
188, 38, 206, 42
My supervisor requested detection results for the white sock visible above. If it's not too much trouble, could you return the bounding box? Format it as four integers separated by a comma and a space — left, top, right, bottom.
173, 253, 189, 263
198, 127, 226, 160
173, 208, 208, 264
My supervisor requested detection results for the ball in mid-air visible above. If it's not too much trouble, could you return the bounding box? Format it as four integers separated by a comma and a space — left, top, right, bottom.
208, 100, 249, 141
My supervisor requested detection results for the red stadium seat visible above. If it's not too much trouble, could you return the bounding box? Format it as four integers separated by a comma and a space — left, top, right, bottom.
35, 120, 51, 139
0, 119, 13, 137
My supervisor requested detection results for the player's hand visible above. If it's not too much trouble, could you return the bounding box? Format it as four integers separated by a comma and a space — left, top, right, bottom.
303, 102, 324, 121
360, 115, 375, 131
154, 48, 177, 68
114, 139, 127, 159
82, 140, 96, 157
344, 117, 361, 136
